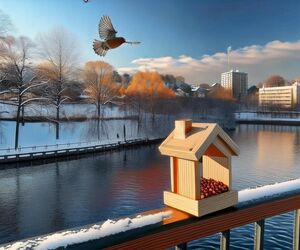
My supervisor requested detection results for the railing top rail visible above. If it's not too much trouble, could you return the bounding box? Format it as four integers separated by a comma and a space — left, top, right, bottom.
105, 192, 300, 250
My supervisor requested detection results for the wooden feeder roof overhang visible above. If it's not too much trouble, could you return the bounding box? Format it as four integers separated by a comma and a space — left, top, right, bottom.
159, 120, 240, 161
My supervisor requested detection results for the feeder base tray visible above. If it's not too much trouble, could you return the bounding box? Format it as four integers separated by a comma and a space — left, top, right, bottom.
163, 190, 238, 217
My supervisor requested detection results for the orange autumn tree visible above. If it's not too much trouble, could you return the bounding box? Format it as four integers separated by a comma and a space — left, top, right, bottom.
125, 71, 175, 98
82, 61, 120, 139
208, 86, 234, 101
125, 71, 175, 120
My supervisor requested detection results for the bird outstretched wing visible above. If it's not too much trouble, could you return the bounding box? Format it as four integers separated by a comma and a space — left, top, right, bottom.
99, 16, 117, 40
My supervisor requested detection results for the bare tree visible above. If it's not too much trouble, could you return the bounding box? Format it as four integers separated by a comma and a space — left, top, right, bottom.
37, 27, 79, 139
264, 75, 285, 87
0, 10, 13, 86
82, 61, 120, 140
0, 36, 47, 149
0, 9, 13, 36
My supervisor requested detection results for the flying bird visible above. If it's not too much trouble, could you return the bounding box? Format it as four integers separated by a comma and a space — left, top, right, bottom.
93, 16, 140, 56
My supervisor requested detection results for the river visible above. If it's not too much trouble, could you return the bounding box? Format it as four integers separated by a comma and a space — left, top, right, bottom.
0, 124, 300, 249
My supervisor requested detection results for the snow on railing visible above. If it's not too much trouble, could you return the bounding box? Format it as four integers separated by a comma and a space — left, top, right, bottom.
0, 211, 172, 250
238, 178, 300, 206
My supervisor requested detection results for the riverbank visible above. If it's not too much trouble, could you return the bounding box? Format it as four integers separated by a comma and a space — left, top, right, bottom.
0, 115, 139, 123
235, 111, 300, 126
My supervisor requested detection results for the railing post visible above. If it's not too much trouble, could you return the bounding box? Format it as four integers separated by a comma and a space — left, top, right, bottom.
220, 230, 230, 250
254, 219, 265, 250
294, 209, 300, 250
175, 242, 187, 250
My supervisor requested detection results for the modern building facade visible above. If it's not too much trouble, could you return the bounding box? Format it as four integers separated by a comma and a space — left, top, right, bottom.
221, 70, 248, 99
259, 82, 300, 108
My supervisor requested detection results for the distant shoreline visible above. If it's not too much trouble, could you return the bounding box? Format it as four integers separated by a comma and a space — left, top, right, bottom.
236, 119, 300, 126
0, 115, 139, 123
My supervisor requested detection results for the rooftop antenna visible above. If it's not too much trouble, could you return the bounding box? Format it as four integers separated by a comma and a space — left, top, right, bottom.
227, 46, 231, 71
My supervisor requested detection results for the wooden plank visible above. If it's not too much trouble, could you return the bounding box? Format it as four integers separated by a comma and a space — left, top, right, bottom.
194, 161, 200, 200
164, 191, 199, 216
159, 145, 198, 161
294, 209, 300, 250
105, 194, 300, 250
216, 125, 240, 156
228, 157, 232, 190
204, 144, 226, 157
175, 159, 199, 200
170, 157, 175, 192
220, 230, 230, 250
164, 191, 237, 217
199, 191, 237, 216
213, 137, 232, 158
254, 219, 265, 250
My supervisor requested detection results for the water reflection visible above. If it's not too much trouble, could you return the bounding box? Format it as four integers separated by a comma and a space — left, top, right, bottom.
0, 125, 300, 249
256, 130, 295, 169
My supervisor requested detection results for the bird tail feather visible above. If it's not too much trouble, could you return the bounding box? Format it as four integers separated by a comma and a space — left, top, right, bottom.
93, 40, 107, 56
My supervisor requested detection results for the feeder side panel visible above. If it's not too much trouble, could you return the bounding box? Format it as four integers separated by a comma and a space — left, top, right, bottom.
202, 156, 231, 188
176, 159, 200, 200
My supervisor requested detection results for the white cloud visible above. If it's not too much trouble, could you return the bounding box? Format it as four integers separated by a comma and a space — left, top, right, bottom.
118, 40, 300, 85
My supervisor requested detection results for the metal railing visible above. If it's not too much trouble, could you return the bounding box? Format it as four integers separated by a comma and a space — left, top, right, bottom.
0, 137, 162, 163
0, 137, 151, 154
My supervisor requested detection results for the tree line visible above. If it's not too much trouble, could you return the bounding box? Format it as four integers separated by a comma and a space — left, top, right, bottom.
0, 13, 237, 149
0, 26, 179, 148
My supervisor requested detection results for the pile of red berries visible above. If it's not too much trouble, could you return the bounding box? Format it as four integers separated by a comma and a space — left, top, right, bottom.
200, 177, 228, 199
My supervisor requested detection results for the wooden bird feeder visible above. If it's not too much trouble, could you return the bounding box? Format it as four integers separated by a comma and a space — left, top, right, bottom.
159, 119, 240, 217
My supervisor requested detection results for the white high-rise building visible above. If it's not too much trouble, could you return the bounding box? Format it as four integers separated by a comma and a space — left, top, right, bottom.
221, 70, 248, 99
259, 82, 300, 108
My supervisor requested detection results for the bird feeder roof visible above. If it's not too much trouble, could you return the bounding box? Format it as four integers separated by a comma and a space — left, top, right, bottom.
159, 122, 239, 161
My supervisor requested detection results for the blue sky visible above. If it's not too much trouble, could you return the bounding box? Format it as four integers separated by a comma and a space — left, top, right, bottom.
1, 0, 300, 84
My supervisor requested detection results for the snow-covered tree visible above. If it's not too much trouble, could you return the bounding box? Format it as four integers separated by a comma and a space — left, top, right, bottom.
82, 61, 120, 139
37, 27, 80, 139
0, 36, 48, 149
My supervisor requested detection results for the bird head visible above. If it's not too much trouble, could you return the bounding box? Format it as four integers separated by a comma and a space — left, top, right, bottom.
120, 37, 126, 43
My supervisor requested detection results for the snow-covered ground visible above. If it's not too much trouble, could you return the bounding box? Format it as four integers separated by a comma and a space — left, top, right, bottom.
0, 105, 236, 151
0, 102, 132, 119
0, 119, 143, 151
0, 115, 171, 151
1, 178, 300, 250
